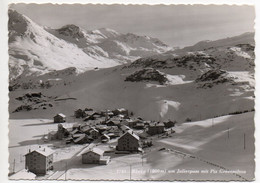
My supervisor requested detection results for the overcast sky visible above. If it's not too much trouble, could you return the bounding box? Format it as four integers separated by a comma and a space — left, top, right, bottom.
10, 3, 255, 47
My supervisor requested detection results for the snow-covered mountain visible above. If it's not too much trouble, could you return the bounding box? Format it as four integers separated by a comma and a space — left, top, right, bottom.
8, 9, 172, 80
48, 25, 171, 62
9, 31, 255, 122
8, 9, 254, 122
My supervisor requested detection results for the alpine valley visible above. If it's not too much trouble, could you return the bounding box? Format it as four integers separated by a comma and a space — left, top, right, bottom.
8, 8, 255, 181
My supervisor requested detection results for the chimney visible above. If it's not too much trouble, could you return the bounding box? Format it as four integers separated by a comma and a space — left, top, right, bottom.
44, 148, 45, 152
29, 149, 31, 153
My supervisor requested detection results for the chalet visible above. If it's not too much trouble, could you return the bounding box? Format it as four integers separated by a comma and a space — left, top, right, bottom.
84, 115, 96, 121
100, 110, 114, 117
107, 126, 120, 136
73, 134, 92, 144
93, 112, 102, 118
112, 108, 129, 117
85, 111, 95, 116
147, 123, 165, 135
82, 148, 110, 165
93, 117, 106, 125
134, 121, 145, 129
107, 132, 119, 139
101, 134, 110, 143
107, 112, 115, 117
54, 113, 66, 123
164, 120, 177, 128
106, 120, 120, 126
84, 107, 93, 111
72, 123, 81, 130
116, 130, 140, 152
101, 130, 109, 135
70, 129, 81, 136
89, 128, 99, 139
117, 114, 125, 119
80, 125, 91, 134
127, 119, 140, 128
25, 147, 54, 175
74, 109, 87, 118
95, 125, 108, 132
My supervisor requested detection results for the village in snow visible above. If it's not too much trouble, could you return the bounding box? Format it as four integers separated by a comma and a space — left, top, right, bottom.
7, 4, 255, 181
9, 106, 178, 179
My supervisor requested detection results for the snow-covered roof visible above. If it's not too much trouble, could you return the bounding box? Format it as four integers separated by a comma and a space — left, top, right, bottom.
61, 123, 74, 129
92, 148, 104, 155
102, 134, 110, 139
82, 148, 104, 156
119, 130, 140, 141
26, 147, 54, 157
117, 108, 127, 112
56, 113, 66, 118
90, 128, 99, 132
121, 125, 131, 131
150, 123, 165, 127
74, 134, 86, 143
71, 129, 80, 135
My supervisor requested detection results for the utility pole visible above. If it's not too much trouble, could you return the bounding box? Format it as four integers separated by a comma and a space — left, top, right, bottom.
130, 164, 132, 180
13, 159, 15, 174
142, 152, 144, 166
65, 161, 67, 180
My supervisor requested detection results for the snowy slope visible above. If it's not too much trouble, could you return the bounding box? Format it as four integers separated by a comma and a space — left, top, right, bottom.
9, 25, 255, 123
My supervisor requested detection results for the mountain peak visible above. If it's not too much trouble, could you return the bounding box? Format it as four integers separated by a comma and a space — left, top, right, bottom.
8, 9, 32, 42
56, 24, 85, 38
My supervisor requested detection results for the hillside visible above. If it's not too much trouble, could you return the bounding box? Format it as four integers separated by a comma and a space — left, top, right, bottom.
8, 13, 255, 122
9, 40, 255, 122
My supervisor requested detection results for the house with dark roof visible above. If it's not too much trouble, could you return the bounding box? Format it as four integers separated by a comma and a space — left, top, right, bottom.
112, 108, 129, 117
163, 120, 177, 128
101, 134, 110, 143
89, 128, 99, 139
54, 113, 66, 123
73, 134, 91, 144
74, 109, 87, 118
134, 121, 145, 129
25, 147, 54, 175
106, 120, 120, 126
147, 123, 165, 135
116, 130, 140, 152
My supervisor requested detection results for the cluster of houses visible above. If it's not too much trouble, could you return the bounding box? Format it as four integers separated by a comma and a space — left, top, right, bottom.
23, 107, 176, 176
